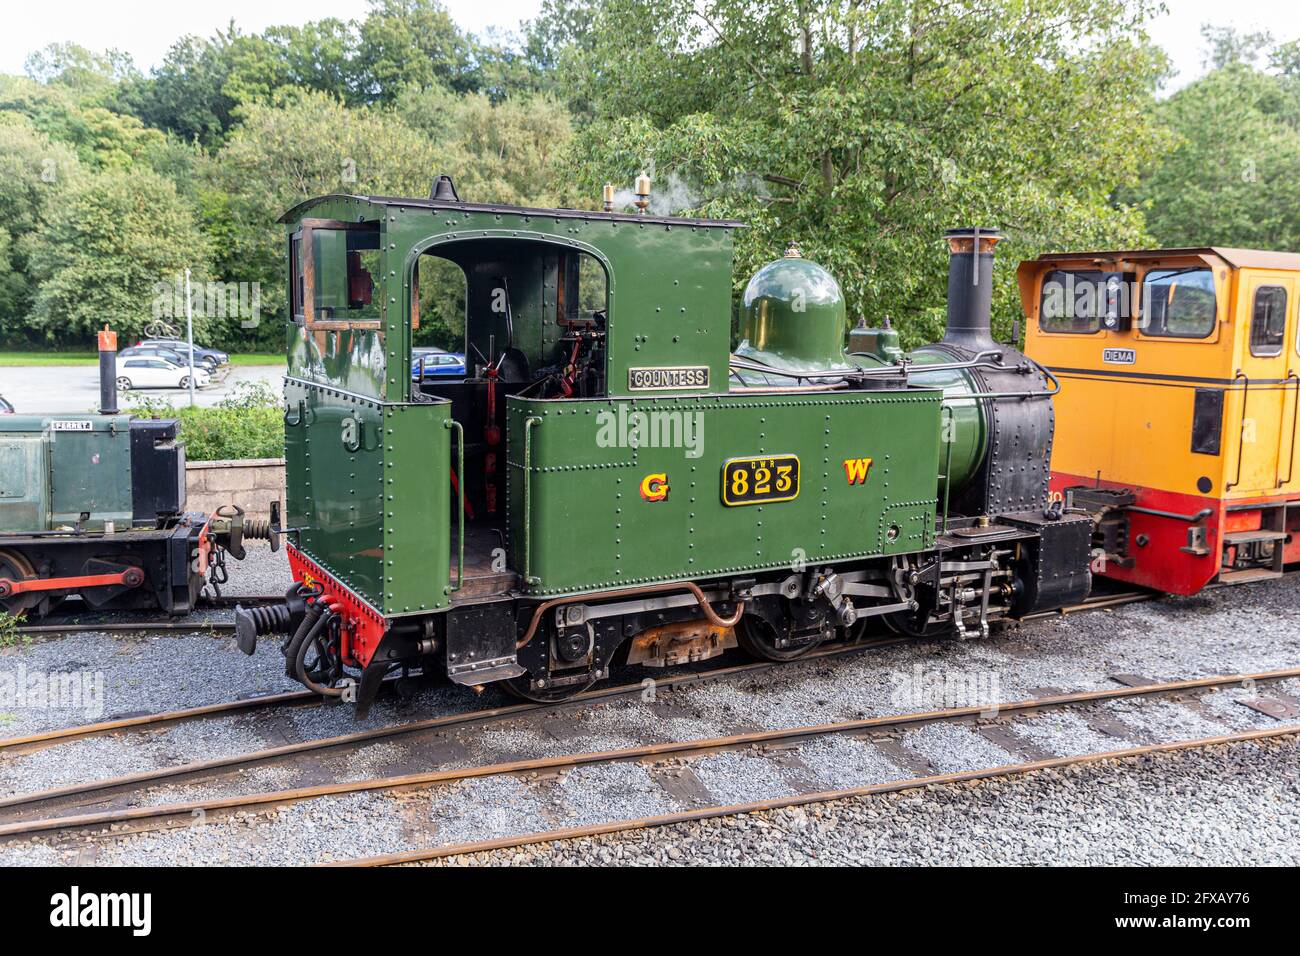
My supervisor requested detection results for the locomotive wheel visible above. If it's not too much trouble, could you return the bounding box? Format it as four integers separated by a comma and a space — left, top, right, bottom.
736, 609, 826, 662
0, 550, 41, 616
882, 609, 949, 639
501, 673, 597, 703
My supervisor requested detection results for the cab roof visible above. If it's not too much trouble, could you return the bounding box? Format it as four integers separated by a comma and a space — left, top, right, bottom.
277, 193, 744, 229
1027, 246, 1300, 271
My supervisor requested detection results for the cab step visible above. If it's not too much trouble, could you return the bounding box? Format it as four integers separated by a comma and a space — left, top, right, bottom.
1217, 567, 1284, 584
1221, 529, 1288, 545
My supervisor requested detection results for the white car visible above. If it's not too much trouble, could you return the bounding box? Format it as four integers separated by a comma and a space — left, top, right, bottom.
116, 357, 210, 391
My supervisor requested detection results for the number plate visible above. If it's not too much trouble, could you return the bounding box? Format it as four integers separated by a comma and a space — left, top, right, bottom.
721, 455, 799, 507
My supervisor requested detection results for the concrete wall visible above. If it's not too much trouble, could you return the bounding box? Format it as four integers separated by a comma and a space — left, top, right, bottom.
186, 458, 285, 518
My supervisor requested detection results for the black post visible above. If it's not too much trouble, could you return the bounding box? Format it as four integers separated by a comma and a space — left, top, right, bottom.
942, 227, 1003, 350
98, 325, 118, 415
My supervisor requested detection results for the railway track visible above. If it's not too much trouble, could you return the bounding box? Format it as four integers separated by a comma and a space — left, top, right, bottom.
0, 581, 1193, 797
340, 724, 1300, 867
2, 666, 1296, 852
0, 635, 915, 817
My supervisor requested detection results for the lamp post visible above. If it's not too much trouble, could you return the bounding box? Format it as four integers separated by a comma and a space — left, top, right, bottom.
184, 268, 196, 407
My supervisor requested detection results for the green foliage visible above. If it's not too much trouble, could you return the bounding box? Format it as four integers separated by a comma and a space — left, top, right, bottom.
560, 0, 1169, 347
3, 4, 1300, 362
395, 87, 576, 205
114, 32, 240, 147
0, 76, 169, 171
206, 89, 442, 328
0, 611, 27, 647
1126, 32, 1300, 250
24, 43, 136, 93
25, 166, 211, 343
355, 0, 479, 99
128, 380, 284, 461
0, 115, 83, 335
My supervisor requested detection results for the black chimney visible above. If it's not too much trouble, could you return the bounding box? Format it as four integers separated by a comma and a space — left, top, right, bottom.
942, 227, 1002, 350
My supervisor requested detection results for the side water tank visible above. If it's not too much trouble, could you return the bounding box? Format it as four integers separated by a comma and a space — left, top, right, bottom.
737, 244, 847, 372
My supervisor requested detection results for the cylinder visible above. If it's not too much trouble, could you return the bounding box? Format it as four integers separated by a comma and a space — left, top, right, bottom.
942, 227, 1002, 350
98, 326, 118, 415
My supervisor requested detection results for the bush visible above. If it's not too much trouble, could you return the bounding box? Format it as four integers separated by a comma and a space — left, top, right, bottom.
128, 380, 283, 461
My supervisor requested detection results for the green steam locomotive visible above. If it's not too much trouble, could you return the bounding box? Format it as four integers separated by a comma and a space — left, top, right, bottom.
237, 176, 1090, 715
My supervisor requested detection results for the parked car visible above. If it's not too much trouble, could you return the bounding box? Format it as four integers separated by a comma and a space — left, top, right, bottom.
136, 338, 229, 369
412, 348, 466, 381
0, 395, 12, 414
116, 357, 210, 391
120, 344, 199, 369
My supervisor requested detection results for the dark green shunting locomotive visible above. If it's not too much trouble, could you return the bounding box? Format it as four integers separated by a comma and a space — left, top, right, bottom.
241, 179, 1091, 714
0, 334, 263, 617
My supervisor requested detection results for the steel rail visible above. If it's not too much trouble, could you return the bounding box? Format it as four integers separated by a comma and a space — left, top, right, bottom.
16, 620, 236, 635
0, 584, 1168, 762
0, 637, 912, 815
0, 690, 319, 752
2, 666, 1295, 842
337, 724, 1300, 867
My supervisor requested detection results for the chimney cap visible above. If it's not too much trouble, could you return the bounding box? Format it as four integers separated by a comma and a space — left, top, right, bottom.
944, 227, 1002, 240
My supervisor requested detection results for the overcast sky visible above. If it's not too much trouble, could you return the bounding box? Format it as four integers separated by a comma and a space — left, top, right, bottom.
2, 0, 1298, 88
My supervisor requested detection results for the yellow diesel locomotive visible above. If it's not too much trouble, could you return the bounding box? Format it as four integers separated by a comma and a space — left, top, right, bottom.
1020, 246, 1300, 594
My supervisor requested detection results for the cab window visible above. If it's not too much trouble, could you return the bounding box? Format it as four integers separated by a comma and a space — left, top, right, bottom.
1140, 268, 1217, 338
292, 219, 381, 326
1038, 269, 1104, 334
1250, 286, 1287, 357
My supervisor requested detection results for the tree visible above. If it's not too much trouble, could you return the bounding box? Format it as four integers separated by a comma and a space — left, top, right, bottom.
224, 20, 361, 106
354, 0, 478, 101
24, 42, 136, 95
0, 116, 84, 333
521, 0, 599, 107
1, 75, 170, 170
396, 87, 576, 204
113, 31, 240, 147
560, 0, 1170, 347
206, 90, 445, 334
25, 167, 210, 343
1201, 24, 1273, 71
1128, 30, 1300, 250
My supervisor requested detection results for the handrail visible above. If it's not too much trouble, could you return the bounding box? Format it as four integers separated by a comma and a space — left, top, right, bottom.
444, 418, 465, 593
522, 416, 542, 586
1127, 506, 1214, 523
1276, 371, 1299, 488
1226, 370, 1250, 491
940, 404, 955, 533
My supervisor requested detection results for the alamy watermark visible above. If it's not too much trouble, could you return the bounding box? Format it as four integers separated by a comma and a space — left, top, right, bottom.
152, 276, 262, 329
0, 665, 105, 720
889, 664, 1001, 716
595, 405, 704, 459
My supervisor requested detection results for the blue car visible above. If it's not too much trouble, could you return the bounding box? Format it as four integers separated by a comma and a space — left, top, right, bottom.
412, 349, 466, 381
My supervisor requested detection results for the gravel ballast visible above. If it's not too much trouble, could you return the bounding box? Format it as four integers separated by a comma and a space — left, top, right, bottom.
419, 735, 1300, 867
1, 573, 1298, 866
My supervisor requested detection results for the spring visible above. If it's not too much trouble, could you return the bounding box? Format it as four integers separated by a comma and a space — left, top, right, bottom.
238, 602, 292, 637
